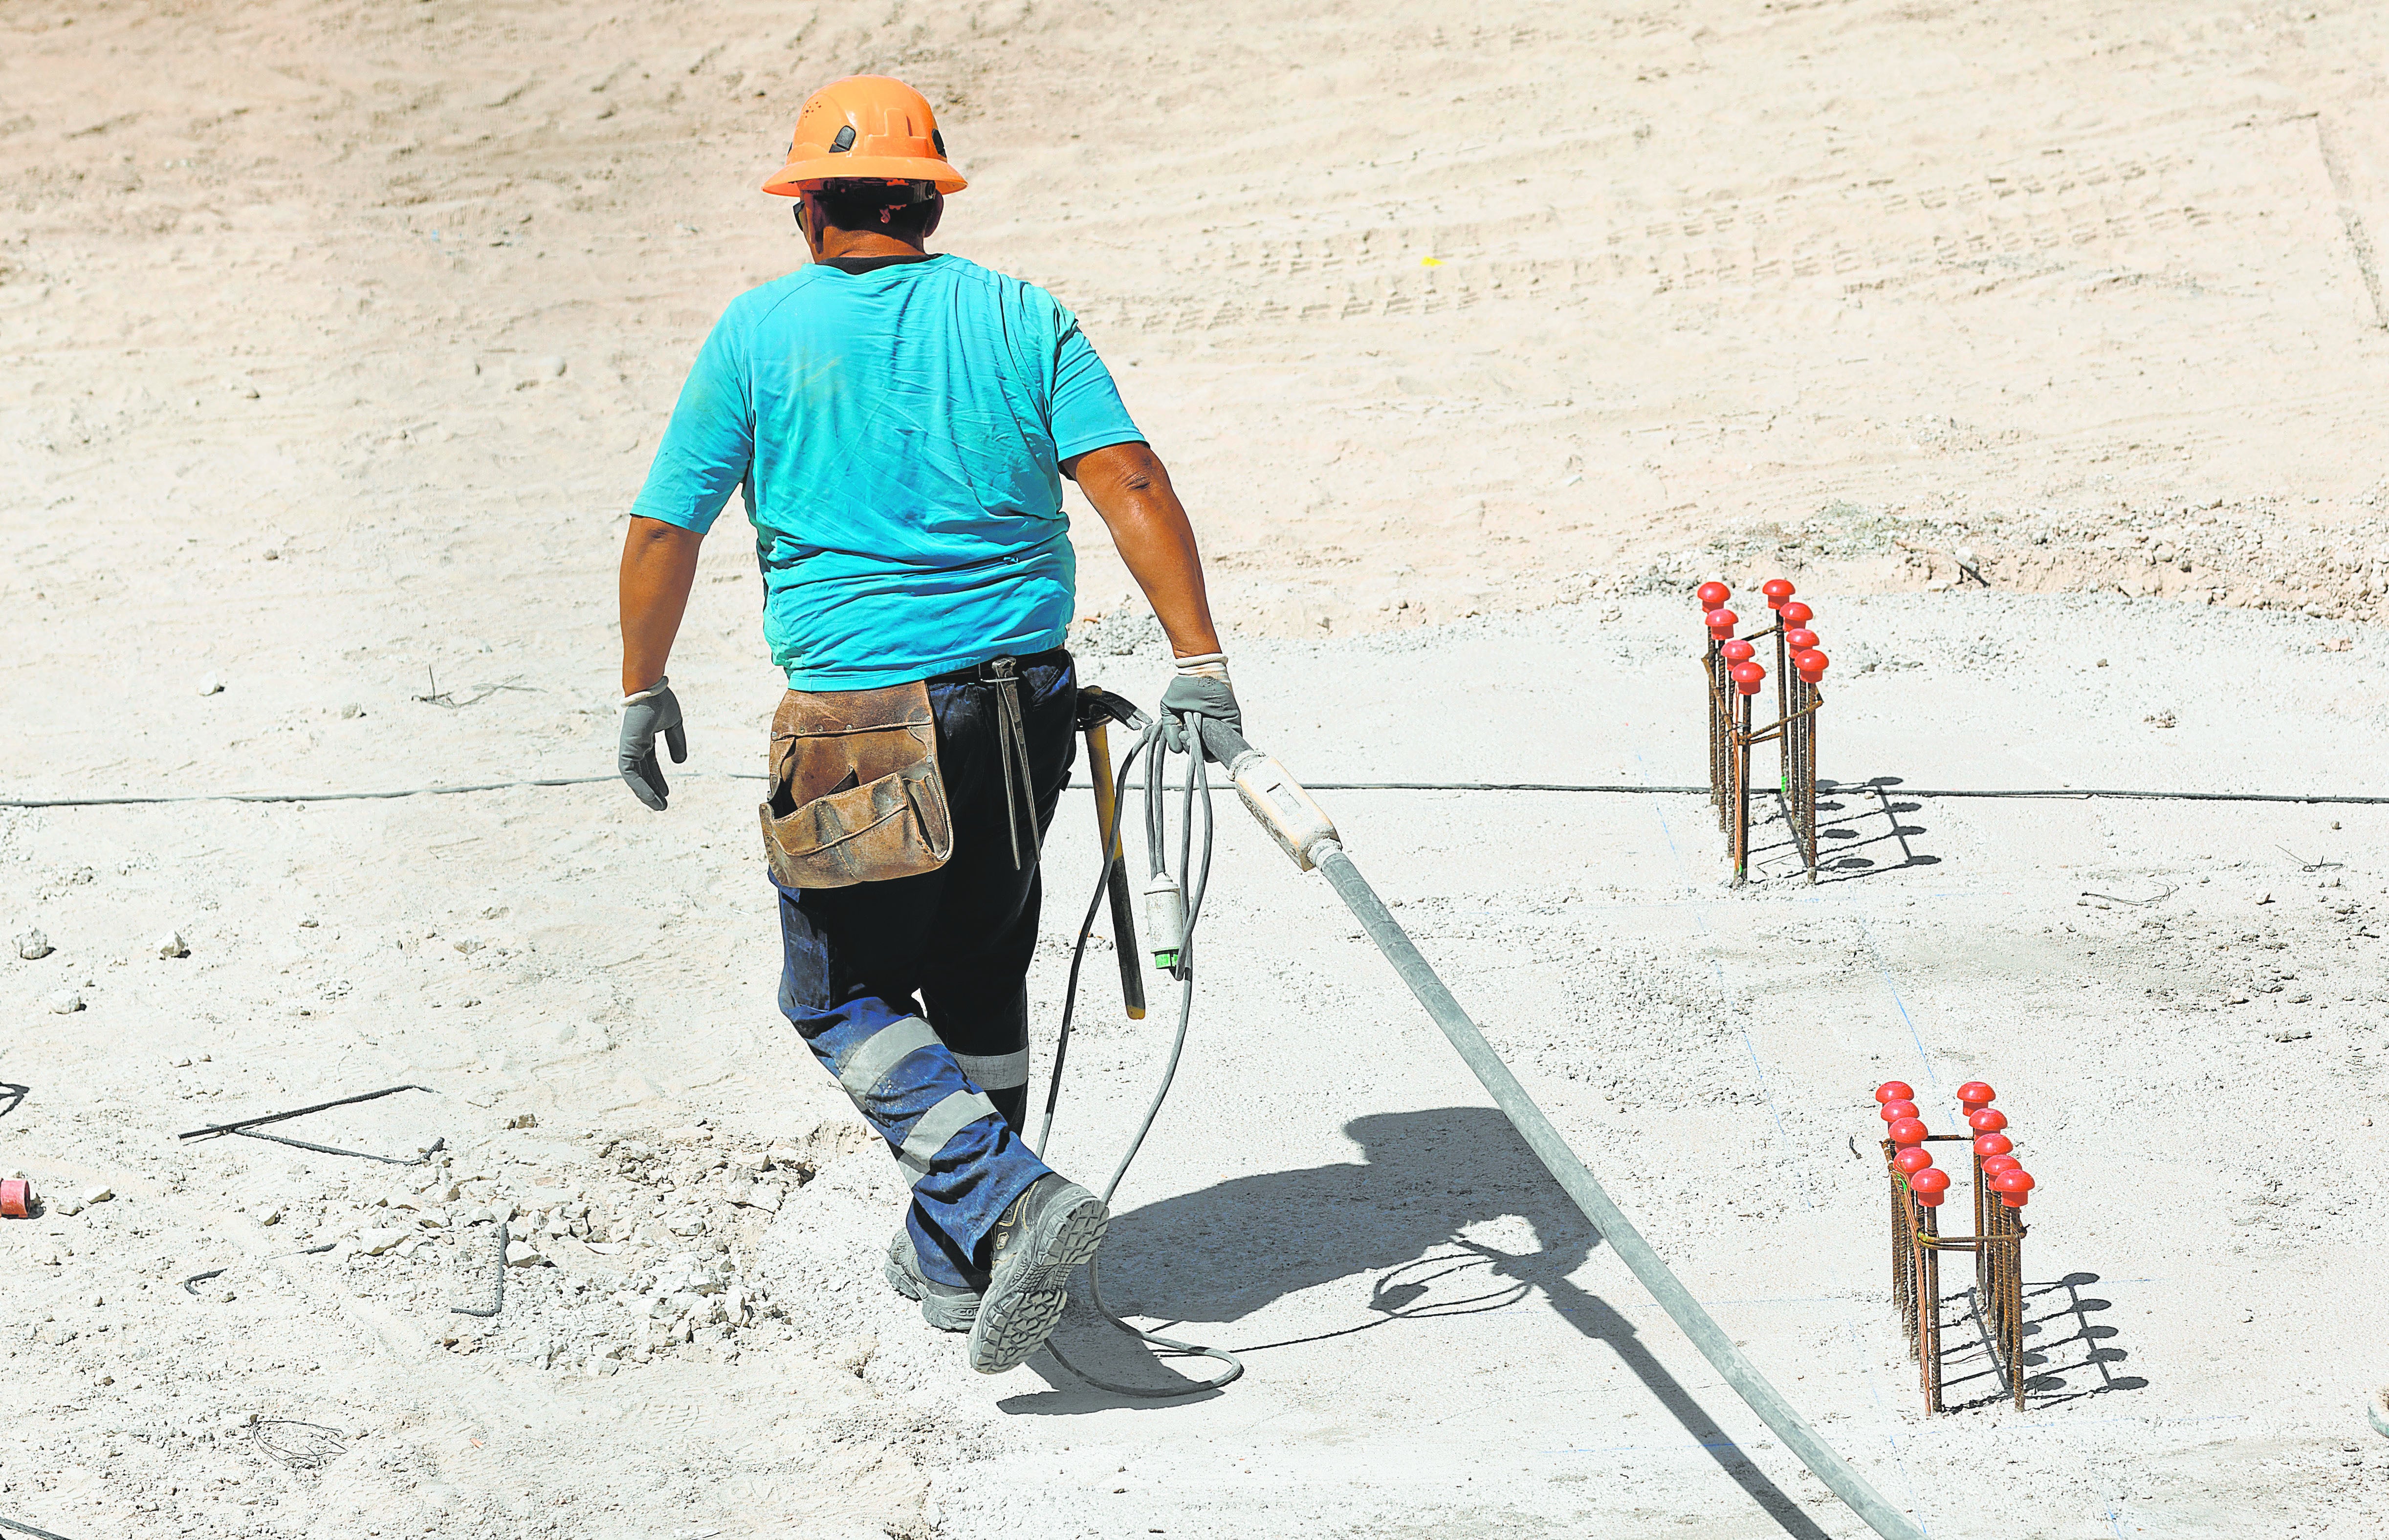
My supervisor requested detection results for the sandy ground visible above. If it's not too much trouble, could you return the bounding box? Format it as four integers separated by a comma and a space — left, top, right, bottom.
7, 0, 2389, 684
7, 592, 2389, 1539
8, 0, 2389, 1536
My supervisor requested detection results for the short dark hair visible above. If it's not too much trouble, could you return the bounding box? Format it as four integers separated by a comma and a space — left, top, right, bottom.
808, 181, 939, 240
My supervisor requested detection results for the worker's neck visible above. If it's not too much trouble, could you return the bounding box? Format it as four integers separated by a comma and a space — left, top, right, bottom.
812, 228, 928, 262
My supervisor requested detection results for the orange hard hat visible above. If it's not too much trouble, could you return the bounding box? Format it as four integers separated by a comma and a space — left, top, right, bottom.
762, 75, 965, 198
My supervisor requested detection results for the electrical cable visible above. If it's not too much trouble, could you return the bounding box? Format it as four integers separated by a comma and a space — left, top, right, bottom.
1030, 713, 1243, 1397
15, 775, 2389, 809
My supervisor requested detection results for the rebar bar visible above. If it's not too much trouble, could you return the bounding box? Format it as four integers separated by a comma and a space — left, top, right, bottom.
1731, 689, 1754, 886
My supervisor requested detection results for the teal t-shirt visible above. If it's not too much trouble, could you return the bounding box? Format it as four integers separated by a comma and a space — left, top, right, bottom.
629, 254, 1143, 689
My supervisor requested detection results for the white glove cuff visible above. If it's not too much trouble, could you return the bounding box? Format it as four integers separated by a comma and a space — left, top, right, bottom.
1172, 652, 1229, 680
622, 675, 670, 707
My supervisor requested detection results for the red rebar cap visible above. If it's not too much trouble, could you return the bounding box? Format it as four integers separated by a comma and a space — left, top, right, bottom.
1721, 639, 1756, 664
1957, 1081, 1996, 1106
1795, 651, 1830, 681
1779, 601, 1814, 627
1873, 1081, 1915, 1105
1887, 1116, 1929, 1147
1973, 1132, 2014, 1159
1706, 608, 1738, 637
1992, 1169, 2035, 1207
1878, 1099, 1920, 1124
1697, 582, 1731, 608
1731, 663, 1766, 695
0, 1178, 30, 1219
1763, 579, 1796, 607
1979, 1154, 2021, 1177
1892, 1147, 1935, 1175
1784, 628, 1819, 652
1908, 1167, 1951, 1198
1968, 1108, 2009, 1133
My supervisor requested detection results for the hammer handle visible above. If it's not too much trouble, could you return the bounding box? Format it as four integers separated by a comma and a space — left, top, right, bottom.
1083, 721, 1146, 1019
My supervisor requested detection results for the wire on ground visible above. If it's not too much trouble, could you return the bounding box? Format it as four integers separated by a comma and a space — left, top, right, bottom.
11, 777, 2389, 809
0, 1513, 75, 1540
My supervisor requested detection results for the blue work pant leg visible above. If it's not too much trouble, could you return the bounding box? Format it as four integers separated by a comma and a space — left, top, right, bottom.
776, 879, 1053, 1285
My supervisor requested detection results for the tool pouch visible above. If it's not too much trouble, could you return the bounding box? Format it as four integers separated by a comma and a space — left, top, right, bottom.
760, 681, 953, 889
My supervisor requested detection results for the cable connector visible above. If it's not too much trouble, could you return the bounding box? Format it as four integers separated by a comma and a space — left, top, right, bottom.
1141, 869, 1186, 973
1224, 749, 1339, 872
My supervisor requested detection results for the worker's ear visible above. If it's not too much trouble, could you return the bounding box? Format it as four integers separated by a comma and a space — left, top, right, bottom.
920, 192, 943, 243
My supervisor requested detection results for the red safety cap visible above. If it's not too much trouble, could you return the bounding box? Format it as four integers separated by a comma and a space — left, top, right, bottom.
0, 1177, 30, 1220
1908, 1167, 1951, 1198
1956, 1081, 1996, 1106
1697, 582, 1731, 608
1784, 628, 1819, 652
1779, 601, 1814, 627
1795, 651, 1830, 681
1706, 608, 1739, 637
1968, 1108, 2009, 1133
1892, 1147, 1935, 1176
1878, 1099, 1920, 1124
1973, 1132, 2014, 1159
1873, 1081, 1916, 1105
1887, 1116, 1929, 1147
1733, 666, 1766, 695
1979, 1154, 2021, 1177
1763, 579, 1796, 607
1721, 639, 1756, 664
1990, 1168, 2036, 1195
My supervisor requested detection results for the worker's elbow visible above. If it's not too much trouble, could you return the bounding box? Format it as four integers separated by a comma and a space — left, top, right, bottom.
628, 516, 698, 552
1071, 439, 1166, 496
1113, 443, 1169, 496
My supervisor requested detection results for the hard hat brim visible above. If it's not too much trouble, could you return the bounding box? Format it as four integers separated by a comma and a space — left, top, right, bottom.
762, 155, 967, 197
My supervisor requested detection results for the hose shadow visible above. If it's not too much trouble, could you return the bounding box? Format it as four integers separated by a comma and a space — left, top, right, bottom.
1003, 1106, 1832, 1540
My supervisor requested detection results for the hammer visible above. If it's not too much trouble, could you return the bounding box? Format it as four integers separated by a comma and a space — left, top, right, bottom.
1076, 687, 1146, 1019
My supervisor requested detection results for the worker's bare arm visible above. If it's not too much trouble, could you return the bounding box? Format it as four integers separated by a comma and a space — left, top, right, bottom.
619, 516, 705, 696
1066, 441, 1222, 659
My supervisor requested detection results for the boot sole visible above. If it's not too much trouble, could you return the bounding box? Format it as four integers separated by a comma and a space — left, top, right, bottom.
966, 1189, 1108, 1375
886, 1232, 980, 1332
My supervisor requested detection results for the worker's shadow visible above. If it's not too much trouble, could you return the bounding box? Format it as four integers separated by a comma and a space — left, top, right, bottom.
1003, 1106, 1834, 1540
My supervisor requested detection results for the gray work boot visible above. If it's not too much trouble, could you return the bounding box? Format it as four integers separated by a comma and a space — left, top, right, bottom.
886, 1227, 981, 1332
965, 1175, 1108, 1375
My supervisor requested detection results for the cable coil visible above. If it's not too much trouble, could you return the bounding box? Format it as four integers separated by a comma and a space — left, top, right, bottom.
1031, 710, 1243, 1397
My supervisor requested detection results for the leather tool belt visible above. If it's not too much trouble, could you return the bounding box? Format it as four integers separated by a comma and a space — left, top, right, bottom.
760, 681, 954, 889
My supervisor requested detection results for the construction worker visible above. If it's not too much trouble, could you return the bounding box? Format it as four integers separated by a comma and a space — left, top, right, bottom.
613, 76, 1241, 1376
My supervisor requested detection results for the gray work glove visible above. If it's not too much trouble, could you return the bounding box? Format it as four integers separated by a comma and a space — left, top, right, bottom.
1159, 673, 1242, 760
618, 677, 686, 811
